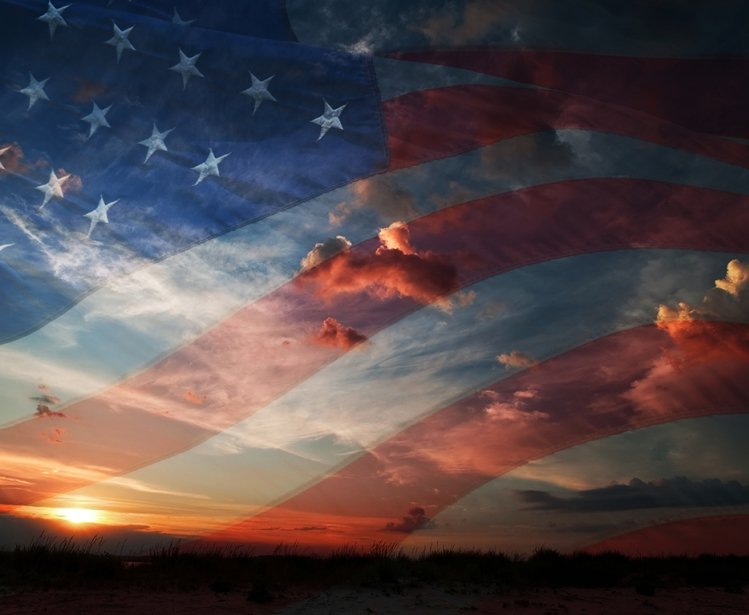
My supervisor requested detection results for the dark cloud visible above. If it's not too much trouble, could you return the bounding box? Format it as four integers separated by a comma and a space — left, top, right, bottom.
32, 387, 65, 418
34, 405, 65, 418
383, 506, 434, 533
516, 477, 749, 512
0, 512, 188, 553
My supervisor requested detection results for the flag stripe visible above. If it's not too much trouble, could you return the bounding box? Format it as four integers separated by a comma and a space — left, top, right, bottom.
39, 249, 742, 536
5, 130, 749, 426
384, 85, 749, 171
387, 50, 749, 139
198, 321, 749, 549
3, 176, 748, 505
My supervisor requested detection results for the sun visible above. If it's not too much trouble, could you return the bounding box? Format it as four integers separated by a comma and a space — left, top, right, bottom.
58, 508, 99, 525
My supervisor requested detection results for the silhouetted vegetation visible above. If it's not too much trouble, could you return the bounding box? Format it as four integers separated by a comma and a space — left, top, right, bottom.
1, 536, 748, 599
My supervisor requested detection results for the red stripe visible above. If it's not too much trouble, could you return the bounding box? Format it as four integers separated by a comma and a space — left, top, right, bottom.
583, 515, 749, 556
386, 50, 749, 139
199, 321, 749, 551
2, 179, 749, 506
384, 85, 749, 170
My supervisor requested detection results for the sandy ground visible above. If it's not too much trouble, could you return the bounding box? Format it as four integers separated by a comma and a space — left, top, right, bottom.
1, 585, 748, 614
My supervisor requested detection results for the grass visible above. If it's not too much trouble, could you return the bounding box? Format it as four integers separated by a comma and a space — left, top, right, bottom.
1, 535, 747, 597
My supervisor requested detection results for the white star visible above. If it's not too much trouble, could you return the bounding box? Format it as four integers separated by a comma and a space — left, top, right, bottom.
35, 170, 70, 209
139, 122, 174, 163
84, 195, 119, 238
0, 145, 11, 170
170, 49, 204, 90
171, 7, 195, 26
310, 99, 346, 141
241, 73, 276, 115
37, 2, 70, 40
0, 243, 14, 252
191, 148, 229, 185
105, 22, 135, 63
19, 73, 49, 110
81, 101, 111, 138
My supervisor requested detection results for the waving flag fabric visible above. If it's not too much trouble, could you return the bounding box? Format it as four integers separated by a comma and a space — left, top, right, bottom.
1, 0, 749, 556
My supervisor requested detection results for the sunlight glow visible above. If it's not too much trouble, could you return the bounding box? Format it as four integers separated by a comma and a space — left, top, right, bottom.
58, 507, 100, 525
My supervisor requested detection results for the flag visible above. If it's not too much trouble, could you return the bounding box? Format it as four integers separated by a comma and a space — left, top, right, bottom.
1, 0, 749, 556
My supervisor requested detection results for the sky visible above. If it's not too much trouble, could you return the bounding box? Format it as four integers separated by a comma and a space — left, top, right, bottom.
1, 0, 749, 556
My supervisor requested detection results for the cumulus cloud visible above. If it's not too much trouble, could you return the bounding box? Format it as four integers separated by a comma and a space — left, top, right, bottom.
377, 220, 415, 254
714, 259, 749, 298
653, 258, 749, 365
313, 317, 367, 350
383, 506, 434, 533
300, 235, 352, 270
496, 350, 537, 369
299, 222, 460, 308
657, 258, 749, 326
516, 476, 749, 512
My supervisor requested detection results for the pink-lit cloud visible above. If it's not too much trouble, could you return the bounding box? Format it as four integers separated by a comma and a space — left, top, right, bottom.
496, 350, 537, 369
377, 220, 415, 254
313, 317, 367, 350
714, 258, 749, 298
299, 223, 460, 307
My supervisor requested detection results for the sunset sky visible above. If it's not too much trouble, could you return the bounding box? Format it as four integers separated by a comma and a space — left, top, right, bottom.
1, 0, 749, 556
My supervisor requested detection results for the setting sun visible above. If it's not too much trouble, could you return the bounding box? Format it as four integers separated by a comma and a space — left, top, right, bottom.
58, 508, 100, 525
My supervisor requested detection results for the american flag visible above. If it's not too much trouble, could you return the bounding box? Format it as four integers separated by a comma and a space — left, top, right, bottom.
1, 0, 749, 556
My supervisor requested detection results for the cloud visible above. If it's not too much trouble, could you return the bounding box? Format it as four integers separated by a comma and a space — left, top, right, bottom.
516, 476, 749, 512
34, 405, 65, 419
497, 350, 537, 369
653, 258, 749, 366
0, 511, 188, 553
0, 142, 25, 173
657, 258, 749, 326
299, 223, 460, 307
416, 0, 506, 45
313, 317, 367, 350
329, 177, 419, 227
377, 220, 415, 254
44, 427, 65, 444
300, 235, 352, 270
383, 506, 434, 533
183, 389, 205, 405
480, 388, 548, 423
32, 385, 65, 418
714, 259, 749, 298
